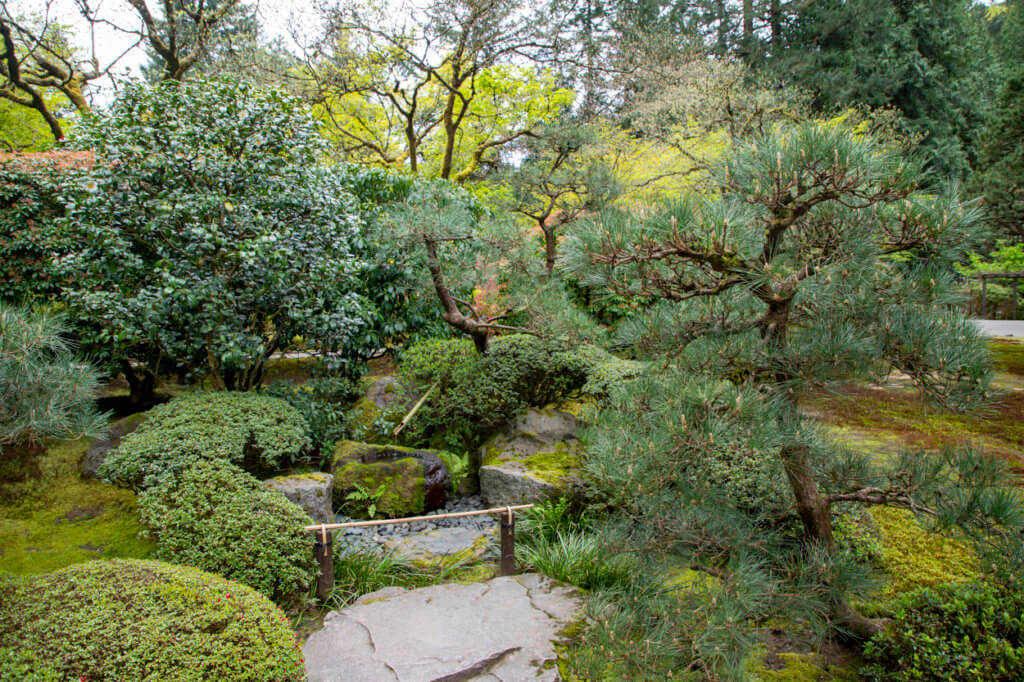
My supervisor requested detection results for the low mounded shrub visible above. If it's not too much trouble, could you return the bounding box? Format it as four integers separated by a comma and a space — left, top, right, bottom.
861, 582, 1024, 681
100, 391, 311, 490
138, 459, 316, 603
0, 559, 305, 681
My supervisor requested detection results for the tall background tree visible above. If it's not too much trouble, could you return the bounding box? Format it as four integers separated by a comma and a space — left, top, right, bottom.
974, 0, 1024, 238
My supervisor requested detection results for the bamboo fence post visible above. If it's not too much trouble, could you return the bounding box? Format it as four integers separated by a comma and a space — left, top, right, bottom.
499, 506, 516, 576
314, 524, 334, 600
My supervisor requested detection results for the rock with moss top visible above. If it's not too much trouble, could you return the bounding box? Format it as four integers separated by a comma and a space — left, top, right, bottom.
263, 472, 334, 524
331, 441, 450, 519
478, 409, 583, 506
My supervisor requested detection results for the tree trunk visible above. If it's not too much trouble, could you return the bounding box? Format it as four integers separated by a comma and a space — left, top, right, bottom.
542, 224, 558, 275
770, 0, 782, 48
780, 443, 834, 549
762, 296, 884, 640
423, 236, 490, 352
121, 360, 156, 408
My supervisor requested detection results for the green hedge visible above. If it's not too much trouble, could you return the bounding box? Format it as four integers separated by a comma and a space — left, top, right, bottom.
0, 559, 305, 681
862, 582, 1024, 681
100, 391, 311, 490
138, 460, 315, 603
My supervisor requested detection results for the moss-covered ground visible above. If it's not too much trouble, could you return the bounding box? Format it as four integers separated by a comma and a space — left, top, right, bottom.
0, 438, 154, 574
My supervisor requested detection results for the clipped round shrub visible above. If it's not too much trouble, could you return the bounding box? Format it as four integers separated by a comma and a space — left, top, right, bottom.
100, 391, 311, 490
0, 559, 305, 681
138, 459, 316, 603
0, 646, 58, 682
861, 582, 1024, 681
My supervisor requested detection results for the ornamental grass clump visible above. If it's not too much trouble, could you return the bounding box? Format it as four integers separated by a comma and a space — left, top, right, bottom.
0, 559, 306, 681
100, 390, 310, 491
138, 459, 316, 604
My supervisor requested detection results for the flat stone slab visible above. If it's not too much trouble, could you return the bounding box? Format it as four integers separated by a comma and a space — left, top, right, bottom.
304, 574, 582, 682
973, 320, 1024, 337
383, 526, 492, 564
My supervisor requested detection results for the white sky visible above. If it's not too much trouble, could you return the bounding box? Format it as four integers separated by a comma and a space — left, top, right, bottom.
5, 0, 316, 105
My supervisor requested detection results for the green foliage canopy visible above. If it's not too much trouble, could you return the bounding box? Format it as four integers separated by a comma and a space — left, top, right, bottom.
60, 77, 374, 391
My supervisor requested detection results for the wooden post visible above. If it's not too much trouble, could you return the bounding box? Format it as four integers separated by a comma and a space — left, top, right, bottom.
982, 277, 987, 318
314, 525, 334, 600
500, 507, 516, 576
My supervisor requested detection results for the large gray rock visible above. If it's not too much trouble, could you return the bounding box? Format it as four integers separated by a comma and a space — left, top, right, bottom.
263, 472, 334, 524
478, 409, 583, 506
304, 573, 582, 682
81, 413, 148, 479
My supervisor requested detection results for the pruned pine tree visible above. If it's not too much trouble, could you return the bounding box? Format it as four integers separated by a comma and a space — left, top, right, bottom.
0, 304, 105, 448
561, 123, 1017, 643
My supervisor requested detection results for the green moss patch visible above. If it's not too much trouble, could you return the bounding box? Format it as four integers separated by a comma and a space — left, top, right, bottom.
990, 339, 1024, 378
803, 384, 1024, 470
870, 506, 978, 599
518, 442, 582, 485
0, 439, 154, 574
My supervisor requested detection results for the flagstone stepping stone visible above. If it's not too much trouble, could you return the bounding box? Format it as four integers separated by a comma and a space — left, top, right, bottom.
304, 573, 582, 682
382, 526, 493, 564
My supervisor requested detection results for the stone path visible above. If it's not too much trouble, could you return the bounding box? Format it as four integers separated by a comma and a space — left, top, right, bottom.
972, 319, 1024, 337
304, 574, 582, 682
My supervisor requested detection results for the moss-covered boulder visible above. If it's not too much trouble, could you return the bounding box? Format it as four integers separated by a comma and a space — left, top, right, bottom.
332, 441, 450, 519
0, 559, 305, 681
478, 409, 583, 506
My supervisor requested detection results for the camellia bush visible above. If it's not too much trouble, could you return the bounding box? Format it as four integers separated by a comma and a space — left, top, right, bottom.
59, 77, 376, 399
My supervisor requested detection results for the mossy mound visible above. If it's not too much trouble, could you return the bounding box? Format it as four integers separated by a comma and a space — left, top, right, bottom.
0, 559, 305, 681
870, 506, 978, 598
331, 440, 450, 518
0, 438, 154, 574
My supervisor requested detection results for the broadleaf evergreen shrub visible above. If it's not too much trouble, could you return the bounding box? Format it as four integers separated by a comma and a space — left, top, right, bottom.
0, 165, 67, 305
138, 459, 315, 603
100, 391, 310, 491
862, 582, 1024, 681
262, 375, 359, 455
0, 560, 305, 681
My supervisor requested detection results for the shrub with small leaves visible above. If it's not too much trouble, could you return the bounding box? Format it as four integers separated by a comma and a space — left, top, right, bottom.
138, 459, 315, 603
0, 647, 58, 682
0, 560, 305, 681
861, 582, 1024, 681
100, 391, 311, 491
